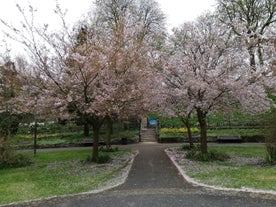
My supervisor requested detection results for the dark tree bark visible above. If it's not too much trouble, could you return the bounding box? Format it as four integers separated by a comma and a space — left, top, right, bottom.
83, 122, 90, 137
106, 116, 113, 149
91, 116, 105, 162
181, 112, 194, 149
92, 126, 100, 162
196, 108, 208, 154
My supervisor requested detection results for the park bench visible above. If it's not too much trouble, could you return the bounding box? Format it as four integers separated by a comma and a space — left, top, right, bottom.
216, 135, 242, 143
80, 138, 93, 146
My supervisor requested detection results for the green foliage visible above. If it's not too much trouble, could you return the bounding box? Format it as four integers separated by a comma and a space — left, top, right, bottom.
265, 145, 276, 165
86, 152, 111, 164
159, 117, 183, 128
185, 146, 230, 162
12, 115, 140, 150
181, 144, 200, 151
0, 136, 32, 168
99, 146, 119, 152
0, 154, 33, 168
0, 112, 22, 136
161, 127, 199, 134
207, 128, 261, 136
207, 112, 264, 128
96, 154, 111, 164
181, 144, 194, 151
0, 138, 32, 168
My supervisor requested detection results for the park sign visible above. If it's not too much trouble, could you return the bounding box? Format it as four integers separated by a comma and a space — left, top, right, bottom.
149, 119, 157, 126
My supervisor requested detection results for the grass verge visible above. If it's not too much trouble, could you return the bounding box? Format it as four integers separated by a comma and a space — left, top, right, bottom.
0, 148, 133, 205
169, 145, 276, 192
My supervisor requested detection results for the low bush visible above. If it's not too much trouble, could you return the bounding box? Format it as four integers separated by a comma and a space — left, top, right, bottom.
86, 153, 111, 164
96, 154, 111, 164
181, 144, 194, 151
0, 138, 33, 168
265, 144, 276, 165
99, 146, 119, 153
0, 154, 33, 168
160, 127, 199, 134
185, 148, 230, 162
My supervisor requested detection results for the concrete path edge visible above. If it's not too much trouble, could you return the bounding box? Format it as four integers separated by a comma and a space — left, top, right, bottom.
165, 149, 276, 196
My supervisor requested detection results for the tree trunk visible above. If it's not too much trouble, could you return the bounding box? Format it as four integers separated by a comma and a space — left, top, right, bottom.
186, 122, 194, 149
33, 120, 37, 156
92, 126, 100, 162
257, 43, 264, 66
181, 116, 194, 149
83, 122, 90, 137
91, 117, 104, 162
106, 117, 113, 149
248, 46, 256, 71
196, 108, 208, 154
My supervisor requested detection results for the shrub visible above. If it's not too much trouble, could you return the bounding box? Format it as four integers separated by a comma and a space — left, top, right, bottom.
182, 144, 193, 151
0, 112, 22, 136
265, 144, 276, 165
96, 154, 111, 164
0, 138, 32, 168
86, 153, 111, 164
99, 146, 118, 153
186, 148, 230, 162
160, 127, 199, 134
0, 153, 33, 168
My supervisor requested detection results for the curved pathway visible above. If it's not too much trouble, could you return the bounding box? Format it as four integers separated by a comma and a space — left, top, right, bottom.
30, 143, 276, 206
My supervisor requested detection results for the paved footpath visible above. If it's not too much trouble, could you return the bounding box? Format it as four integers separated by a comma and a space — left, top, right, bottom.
29, 143, 276, 207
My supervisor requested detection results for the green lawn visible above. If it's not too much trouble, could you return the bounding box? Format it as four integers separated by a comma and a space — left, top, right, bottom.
0, 148, 132, 205
174, 145, 276, 191
207, 128, 262, 137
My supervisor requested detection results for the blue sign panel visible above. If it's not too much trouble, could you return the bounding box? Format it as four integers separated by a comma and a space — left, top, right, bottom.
149, 119, 157, 126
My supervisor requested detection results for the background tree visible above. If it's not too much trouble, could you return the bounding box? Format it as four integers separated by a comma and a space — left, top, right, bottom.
216, 0, 276, 71
0, 56, 30, 164
0, 59, 25, 137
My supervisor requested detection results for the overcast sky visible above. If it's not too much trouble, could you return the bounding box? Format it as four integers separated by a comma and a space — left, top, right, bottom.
0, 0, 216, 55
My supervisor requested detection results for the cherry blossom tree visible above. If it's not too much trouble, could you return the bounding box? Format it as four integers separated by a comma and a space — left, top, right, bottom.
0, 0, 166, 161
216, 0, 276, 120
164, 13, 271, 154
158, 90, 196, 148
92, 0, 166, 146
